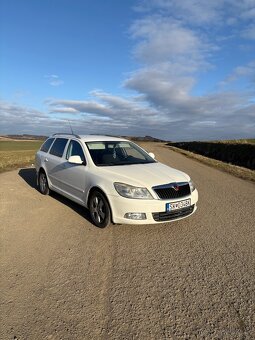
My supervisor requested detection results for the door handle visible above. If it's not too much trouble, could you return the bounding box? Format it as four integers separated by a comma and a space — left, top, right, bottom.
45, 158, 48, 162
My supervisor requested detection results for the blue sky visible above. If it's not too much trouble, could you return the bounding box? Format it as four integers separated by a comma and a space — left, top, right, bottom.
0, 0, 255, 140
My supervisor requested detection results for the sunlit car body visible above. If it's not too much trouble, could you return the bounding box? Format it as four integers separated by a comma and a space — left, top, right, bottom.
35, 134, 198, 227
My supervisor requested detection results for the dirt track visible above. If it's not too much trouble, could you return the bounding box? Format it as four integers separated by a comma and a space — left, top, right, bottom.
1, 143, 255, 339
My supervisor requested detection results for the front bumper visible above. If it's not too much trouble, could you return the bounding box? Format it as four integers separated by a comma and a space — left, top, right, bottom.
108, 188, 198, 225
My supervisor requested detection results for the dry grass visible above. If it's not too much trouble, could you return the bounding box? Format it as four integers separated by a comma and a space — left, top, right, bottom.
0, 140, 43, 151
167, 145, 255, 182
0, 140, 43, 173
0, 150, 36, 173
214, 138, 255, 144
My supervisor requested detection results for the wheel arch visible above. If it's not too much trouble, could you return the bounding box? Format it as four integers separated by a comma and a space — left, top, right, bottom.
37, 166, 49, 186
87, 186, 113, 222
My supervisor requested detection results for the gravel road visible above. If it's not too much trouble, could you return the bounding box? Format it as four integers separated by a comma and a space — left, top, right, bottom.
1, 143, 255, 340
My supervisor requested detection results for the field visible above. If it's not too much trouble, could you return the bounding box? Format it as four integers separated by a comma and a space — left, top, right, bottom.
215, 138, 255, 144
0, 140, 43, 173
168, 139, 255, 171
1, 138, 255, 182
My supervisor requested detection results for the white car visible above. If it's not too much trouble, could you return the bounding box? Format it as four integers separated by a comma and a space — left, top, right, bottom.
35, 134, 198, 227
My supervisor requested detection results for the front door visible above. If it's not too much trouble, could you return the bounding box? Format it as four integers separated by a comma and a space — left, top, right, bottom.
60, 139, 87, 203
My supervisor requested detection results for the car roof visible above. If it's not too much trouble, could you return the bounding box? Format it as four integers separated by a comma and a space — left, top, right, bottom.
50, 134, 129, 142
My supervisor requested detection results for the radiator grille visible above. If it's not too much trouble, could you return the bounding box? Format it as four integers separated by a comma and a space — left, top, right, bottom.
153, 182, 191, 199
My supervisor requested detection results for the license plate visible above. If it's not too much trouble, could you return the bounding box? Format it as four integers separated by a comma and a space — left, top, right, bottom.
166, 199, 191, 212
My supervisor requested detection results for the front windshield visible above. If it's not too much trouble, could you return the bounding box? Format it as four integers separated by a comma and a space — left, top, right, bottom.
86, 141, 156, 166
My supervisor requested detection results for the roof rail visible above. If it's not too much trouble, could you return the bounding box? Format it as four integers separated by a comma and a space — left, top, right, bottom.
52, 133, 81, 139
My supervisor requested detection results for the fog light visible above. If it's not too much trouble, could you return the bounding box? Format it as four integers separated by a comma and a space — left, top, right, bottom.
124, 212, 147, 220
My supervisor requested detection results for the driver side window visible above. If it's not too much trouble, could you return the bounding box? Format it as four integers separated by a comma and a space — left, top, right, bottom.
66, 140, 86, 164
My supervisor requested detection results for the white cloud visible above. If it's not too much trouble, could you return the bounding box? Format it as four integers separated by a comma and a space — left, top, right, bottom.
241, 25, 255, 39
130, 17, 207, 64
190, 120, 216, 127
124, 0, 255, 139
134, 0, 224, 25
125, 66, 195, 112
241, 7, 255, 20
49, 99, 111, 116
51, 107, 78, 114
0, 101, 65, 135
44, 74, 64, 86
45, 87, 255, 141
1, 92, 254, 140
221, 60, 255, 84
135, 0, 255, 27
48, 91, 159, 122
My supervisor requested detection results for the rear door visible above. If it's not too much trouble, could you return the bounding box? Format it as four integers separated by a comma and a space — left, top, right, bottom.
45, 138, 69, 189
36, 137, 55, 172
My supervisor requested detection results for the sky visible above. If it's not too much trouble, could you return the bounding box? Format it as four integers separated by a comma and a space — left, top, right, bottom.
0, 0, 255, 141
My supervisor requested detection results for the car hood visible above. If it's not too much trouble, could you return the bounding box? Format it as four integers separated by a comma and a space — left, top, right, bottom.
99, 162, 190, 188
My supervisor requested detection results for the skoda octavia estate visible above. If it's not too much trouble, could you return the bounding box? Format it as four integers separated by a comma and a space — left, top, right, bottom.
35, 134, 198, 227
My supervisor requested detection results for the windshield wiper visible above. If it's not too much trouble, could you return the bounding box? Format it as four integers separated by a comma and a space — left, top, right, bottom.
97, 161, 156, 167
129, 161, 156, 165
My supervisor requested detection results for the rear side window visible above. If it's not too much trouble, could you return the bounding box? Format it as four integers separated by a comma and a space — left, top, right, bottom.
40, 138, 54, 153
66, 140, 86, 163
49, 138, 68, 158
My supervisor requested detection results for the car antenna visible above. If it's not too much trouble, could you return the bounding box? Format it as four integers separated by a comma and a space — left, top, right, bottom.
68, 120, 74, 135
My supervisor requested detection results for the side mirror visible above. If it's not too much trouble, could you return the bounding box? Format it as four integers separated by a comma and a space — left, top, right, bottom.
68, 155, 83, 165
148, 152, 155, 159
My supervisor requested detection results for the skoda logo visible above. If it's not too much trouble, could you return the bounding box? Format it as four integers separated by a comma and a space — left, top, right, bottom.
172, 184, 179, 191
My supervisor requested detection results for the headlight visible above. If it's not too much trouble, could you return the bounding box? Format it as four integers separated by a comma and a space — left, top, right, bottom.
114, 182, 153, 199
189, 180, 196, 192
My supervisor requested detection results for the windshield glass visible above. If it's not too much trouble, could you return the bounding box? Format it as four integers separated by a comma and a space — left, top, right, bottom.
86, 141, 156, 166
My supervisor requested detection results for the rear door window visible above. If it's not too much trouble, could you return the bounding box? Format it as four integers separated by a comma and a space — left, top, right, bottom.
49, 138, 68, 158
40, 138, 55, 153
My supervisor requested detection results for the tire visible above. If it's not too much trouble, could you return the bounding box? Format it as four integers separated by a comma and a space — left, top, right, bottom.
89, 190, 111, 228
38, 170, 50, 195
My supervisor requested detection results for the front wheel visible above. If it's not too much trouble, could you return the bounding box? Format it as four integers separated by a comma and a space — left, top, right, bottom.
38, 171, 50, 195
89, 190, 111, 228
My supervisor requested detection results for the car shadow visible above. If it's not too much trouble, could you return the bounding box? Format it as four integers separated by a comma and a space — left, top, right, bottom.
18, 168, 94, 225
18, 167, 38, 189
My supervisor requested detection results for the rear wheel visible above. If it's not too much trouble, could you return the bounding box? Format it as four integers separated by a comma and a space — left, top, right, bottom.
89, 190, 111, 228
38, 170, 50, 195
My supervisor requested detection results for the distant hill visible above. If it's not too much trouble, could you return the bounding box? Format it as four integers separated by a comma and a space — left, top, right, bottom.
123, 135, 166, 142
0, 134, 166, 142
1, 134, 47, 140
